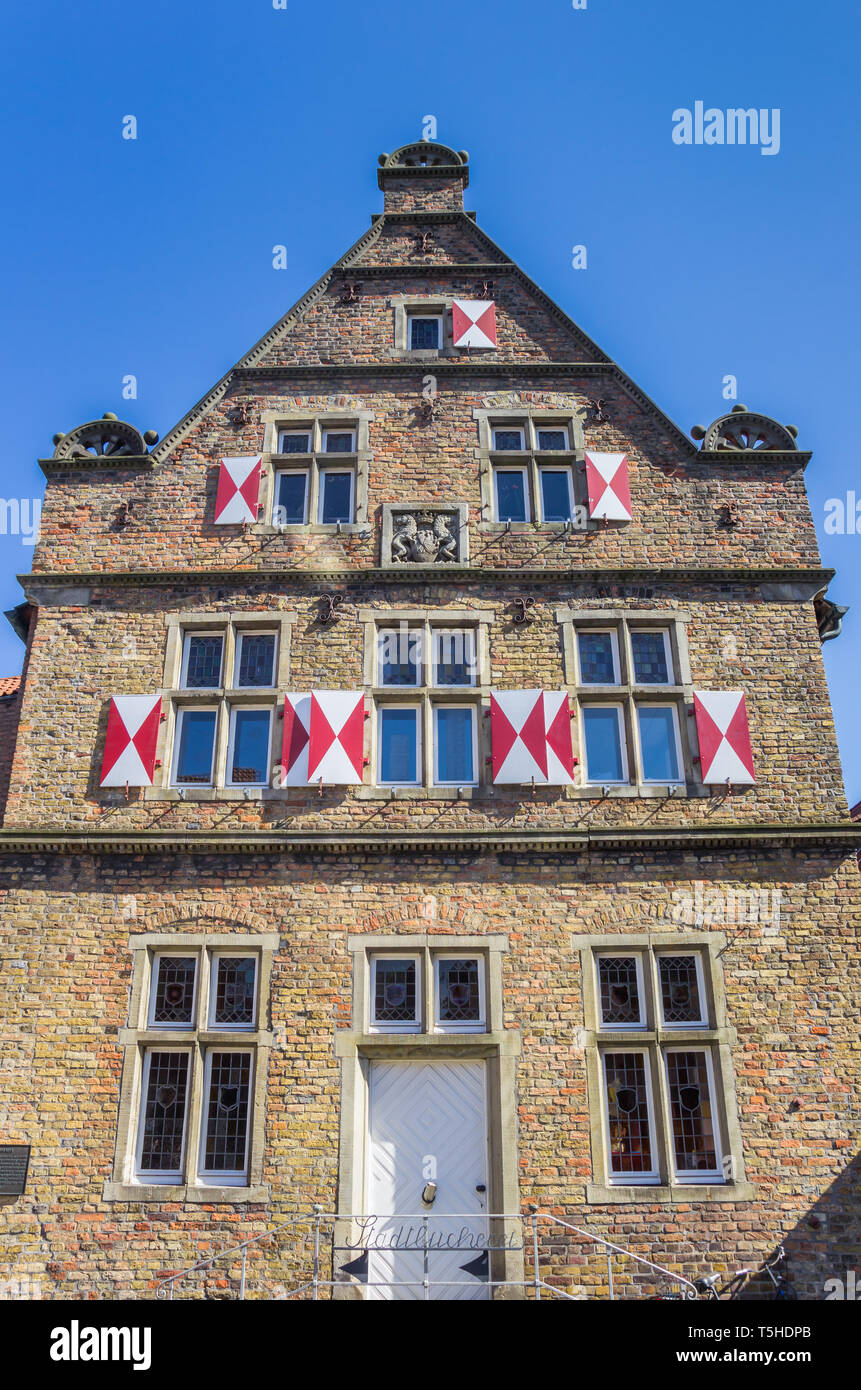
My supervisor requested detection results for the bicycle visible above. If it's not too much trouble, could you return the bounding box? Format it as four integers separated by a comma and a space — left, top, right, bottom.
694, 1243, 798, 1300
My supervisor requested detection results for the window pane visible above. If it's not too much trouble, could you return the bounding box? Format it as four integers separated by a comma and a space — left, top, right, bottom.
237, 634, 276, 688
202, 1052, 251, 1174
278, 432, 310, 454
631, 631, 670, 684
577, 632, 616, 684
213, 958, 257, 1026
583, 708, 625, 782
230, 709, 271, 784
435, 707, 475, 783
603, 1053, 653, 1175
493, 430, 523, 451
379, 708, 418, 784
495, 470, 527, 522
598, 957, 641, 1025
320, 471, 353, 522
434, 630, 475, 686
659, 956, 703, 1024
379, 629, 421, 686
152, 957, 197, 1025
410, 318, 439, 349
638, 707, 680, 782
666, 1052, 718, 1172
438, 958, 481, 1024
175, 710, 217, 784
139, 1052, 189, 1173
323, 432, 354, 454
184, 635, 223, 689
373, 958, 417, 1025
274, 472, 308, 524
537, 429, 567, 450
540, 469, 573, 521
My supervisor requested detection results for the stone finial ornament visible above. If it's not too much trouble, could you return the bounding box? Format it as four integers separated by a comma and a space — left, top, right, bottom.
690, 405, 799, 452
52, 414, 158, 459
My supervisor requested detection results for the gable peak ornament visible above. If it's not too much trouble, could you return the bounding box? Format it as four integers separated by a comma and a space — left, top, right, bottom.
52, 414, 158, 459
690, 406, 799, 452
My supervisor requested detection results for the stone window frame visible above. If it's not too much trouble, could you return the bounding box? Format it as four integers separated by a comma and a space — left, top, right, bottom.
253, 409, 374, 536
146, 610, 297, 803
475, 407, 590, 531
572, 930, 753, 1204
389, 294, 475, 359
356, 607, 495, 800
104, 931, 278, 1204
334, 932, 522, 1298
556, 607, 709, 800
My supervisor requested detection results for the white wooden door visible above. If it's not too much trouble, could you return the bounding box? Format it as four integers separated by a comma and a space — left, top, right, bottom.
365, 1060, 489, 1300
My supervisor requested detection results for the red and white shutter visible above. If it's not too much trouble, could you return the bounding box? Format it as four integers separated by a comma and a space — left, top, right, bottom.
281, 694, 312, 786
452, 300, 497, 349
585, 451, 632, 521
693, 691, 755, 785
307, 692, 365, 784
490, 691, 576, 785
214, 456, 262, 524
100, 695, 162, 787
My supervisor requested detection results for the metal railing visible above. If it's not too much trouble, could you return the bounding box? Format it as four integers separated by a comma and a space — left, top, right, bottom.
154, 1206, 699, 1301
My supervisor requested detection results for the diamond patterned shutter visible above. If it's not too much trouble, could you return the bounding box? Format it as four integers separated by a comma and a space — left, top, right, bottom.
693, 691, 755, 785
491, 691, 576, 785
307, 692, 365, 784
451, 300, 497, 349
281, 694, 312, 786
214, 456, 262, 525
100, 695, 162, 787
585, 452, 632, 521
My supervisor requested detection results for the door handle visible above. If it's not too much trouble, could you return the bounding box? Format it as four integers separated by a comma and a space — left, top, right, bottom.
422, 1181, 437, 1205
475, 1184, 486, 1194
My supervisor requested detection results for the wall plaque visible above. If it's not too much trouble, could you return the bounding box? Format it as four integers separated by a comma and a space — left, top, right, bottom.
0, 1145, 30, 1195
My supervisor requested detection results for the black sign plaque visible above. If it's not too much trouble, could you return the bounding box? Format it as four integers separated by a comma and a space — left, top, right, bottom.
0, 1144, 30, 1195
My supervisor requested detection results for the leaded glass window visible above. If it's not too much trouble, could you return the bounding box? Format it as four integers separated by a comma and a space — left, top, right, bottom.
182, 634, 223, 689
236, 633, 276, 688
371, 957, 418, 1028
201, 1052, 252, 1175
138, 1051, 190, 1174
659, 955, 704, 1025
436, 957, 484, 1028
277, 431, 311, 454
577, 631, 619, 685
665, 1050, 719, 1174
630, 630, 671, 685
409, 316, 441, 350
151, 956, 197, 1026
537, 428, 568, 451
212, 957, 257, 1028
378, 628, 422, 686
603, 1052, 654, 1177
433, 629, 476, 687
597, 957, 642, 1026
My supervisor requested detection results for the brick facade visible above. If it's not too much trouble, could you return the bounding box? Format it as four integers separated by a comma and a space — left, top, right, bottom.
1, 141, 858, 1301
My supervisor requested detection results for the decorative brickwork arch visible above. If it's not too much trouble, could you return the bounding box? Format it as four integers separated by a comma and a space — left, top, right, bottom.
137, 904, 267, 935
354, 898, 488, 937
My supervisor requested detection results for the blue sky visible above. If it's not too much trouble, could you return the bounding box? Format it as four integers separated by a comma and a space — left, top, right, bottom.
1, 0, 859, 803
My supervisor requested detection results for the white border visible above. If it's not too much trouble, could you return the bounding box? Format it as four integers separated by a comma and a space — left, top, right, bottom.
635, 702, 685, 785
600, 1047, 660, 1185
226, 705, 273, 787
663, 1046, 724, 1183
368, 953, 422, 1033
198, 1048, 254, 1186
493, 465, 530, 522
433, 953, 487, 1033
376, 704, 421, 786
208, 952, 259, 1031
581, 702, 629, 784
171, 706, 218, 788
135, 1047, 192, 1183
594, 952, 646, 1030
432, 704, 478, 787
180, 631, 224, 690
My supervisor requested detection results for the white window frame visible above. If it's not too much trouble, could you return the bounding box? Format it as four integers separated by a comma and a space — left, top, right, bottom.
432, 704, 478, 788
537, 465, 576, 522
321, 427, 356, 454
656, 952, 708, 1028
407, 314, 443, 350
575, 628, 621, 686
581, 703, 629, 785
180, 631, 224, 691
630, 627, 674, 687
492, 426, 526, 451
198, 1048, 254, 1186
433, 953, 486, 1033
377, 627, 423, 688
226, 704, 273, 788
208, 952, 259, 1031
171, 705, 219, 788
536, 424, 571, 451
663, 1046, 724, 1183
431, 628, 477, 688
272, 468, 310, 526
635, 702, 685, 786
369, 953, 422, 1033
276, 429, 312, 454
595, 952, 646, 1031
135, 1047, 192, 1183
234, 631, 278, 691
601, 1047, 660, 1186
147, 952, 199, 1030
377, 704, 422, 787
493, 465, 531, 522
317, 466, 355, 523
